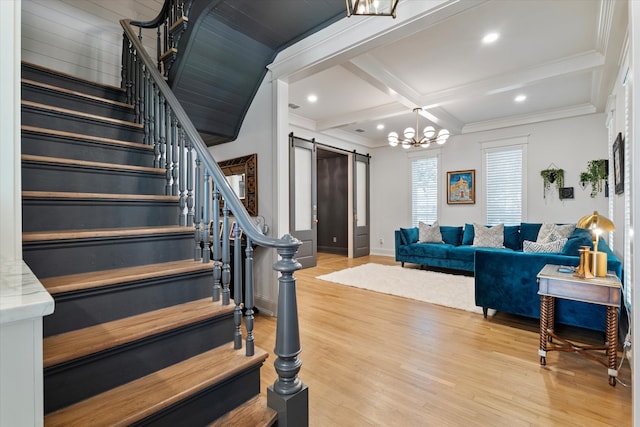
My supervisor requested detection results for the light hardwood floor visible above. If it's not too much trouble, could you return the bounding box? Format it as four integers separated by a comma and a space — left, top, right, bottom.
254, 253, 632, 426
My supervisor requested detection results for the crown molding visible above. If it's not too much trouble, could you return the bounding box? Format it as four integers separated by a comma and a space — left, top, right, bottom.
461, 103, 597, 134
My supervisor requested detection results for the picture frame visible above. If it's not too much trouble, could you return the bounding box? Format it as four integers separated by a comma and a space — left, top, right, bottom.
229, 221, 243, 240
447, 170, 475, 204
613, 132, 624, 195
559, 187, 574, 200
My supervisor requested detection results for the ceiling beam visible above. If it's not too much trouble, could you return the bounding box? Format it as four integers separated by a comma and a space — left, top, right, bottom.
268, 0, 486, 82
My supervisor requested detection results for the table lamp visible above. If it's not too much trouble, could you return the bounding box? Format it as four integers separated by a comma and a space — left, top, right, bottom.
577, 211, 615, 277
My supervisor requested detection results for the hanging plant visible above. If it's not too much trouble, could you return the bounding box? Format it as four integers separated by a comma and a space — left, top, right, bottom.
540, 168, 564, 198
579, 159, 608, 198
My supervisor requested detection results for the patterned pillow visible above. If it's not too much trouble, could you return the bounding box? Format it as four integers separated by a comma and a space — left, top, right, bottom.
523, 238, 568, 253
537, 223, 576, 243
418, 221, 443, 243
473, 223, 504, 248
536, 223, 556, 242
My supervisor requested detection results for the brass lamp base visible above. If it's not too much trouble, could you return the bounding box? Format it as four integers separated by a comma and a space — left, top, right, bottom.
574, 246, 594, 278
574, 246, 607, 278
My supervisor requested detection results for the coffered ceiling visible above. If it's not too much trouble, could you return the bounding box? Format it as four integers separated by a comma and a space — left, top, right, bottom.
285, 0, 628, 148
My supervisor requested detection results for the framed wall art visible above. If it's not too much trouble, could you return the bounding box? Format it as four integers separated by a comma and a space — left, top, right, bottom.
613, 132, 624, 195
447, 170, 475, 204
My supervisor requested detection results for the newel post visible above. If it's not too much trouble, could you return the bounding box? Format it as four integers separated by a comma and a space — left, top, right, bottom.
267, 234, 307, 427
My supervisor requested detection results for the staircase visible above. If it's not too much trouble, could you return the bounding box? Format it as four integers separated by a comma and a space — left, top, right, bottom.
21, 62, 276, 426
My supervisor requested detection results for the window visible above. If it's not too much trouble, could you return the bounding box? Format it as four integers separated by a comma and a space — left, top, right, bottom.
411, 155, 438, 226
484, 143, 526, 225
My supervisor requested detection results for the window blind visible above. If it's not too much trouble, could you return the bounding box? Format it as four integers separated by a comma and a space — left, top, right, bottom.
485, 147, 522, 225
411, 156, 438, 226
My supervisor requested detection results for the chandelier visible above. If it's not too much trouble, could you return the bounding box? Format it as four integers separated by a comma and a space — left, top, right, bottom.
387, 108, 450, 149
346, 0, 399, 18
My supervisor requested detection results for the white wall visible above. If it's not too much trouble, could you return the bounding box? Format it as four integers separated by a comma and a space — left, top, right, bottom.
209, 76, 281, 315
22, 0, 159, 87
369, 113, 609, 256
1, 0, 22, 262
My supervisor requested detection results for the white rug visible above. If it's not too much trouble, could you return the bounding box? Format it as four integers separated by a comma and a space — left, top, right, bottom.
317, 263, 490, 315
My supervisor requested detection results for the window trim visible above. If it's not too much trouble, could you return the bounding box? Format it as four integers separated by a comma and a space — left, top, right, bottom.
481, 137, 528, 225
408, 149, 441, 227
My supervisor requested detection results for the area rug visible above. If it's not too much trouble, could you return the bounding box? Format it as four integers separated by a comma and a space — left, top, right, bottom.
316, 263, 492, 315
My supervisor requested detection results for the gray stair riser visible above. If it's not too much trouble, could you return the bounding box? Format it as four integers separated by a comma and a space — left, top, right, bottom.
23, 233, 194, 278
22, 161, 165, 195
22, 84, 135, 121
22, 63, 126, 102
22, 131, 154, 167
44, 314, 234, 414
23, 198, 180, 232
44, 271, 214, 336
134, 366, 262, 427
22, 105, 144, 141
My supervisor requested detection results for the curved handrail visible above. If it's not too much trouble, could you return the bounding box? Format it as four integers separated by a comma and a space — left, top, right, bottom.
120, 18, 300, 251
129, 0, 179, 28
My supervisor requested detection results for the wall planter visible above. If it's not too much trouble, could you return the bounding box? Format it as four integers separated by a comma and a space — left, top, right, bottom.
579, 159, 608, 198
540, 167, 564, 198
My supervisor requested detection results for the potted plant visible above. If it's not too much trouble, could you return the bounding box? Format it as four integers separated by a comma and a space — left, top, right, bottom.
579, 159, 608, 198
540, 168, 564, 198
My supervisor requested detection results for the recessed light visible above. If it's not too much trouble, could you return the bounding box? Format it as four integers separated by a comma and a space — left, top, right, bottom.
482, 32, 499, 44
377, 124, 385, 130
515, 94, 527, 102
307, 94, 318, 103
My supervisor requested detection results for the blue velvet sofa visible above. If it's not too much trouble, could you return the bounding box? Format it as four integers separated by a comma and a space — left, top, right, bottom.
394, 223, 622, 332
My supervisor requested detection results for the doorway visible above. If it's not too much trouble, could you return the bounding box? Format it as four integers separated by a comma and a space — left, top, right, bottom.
317, 148, 349, 255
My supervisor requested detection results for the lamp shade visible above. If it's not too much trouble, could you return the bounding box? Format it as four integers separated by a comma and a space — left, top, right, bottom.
423, 126, 435, 139
577, 211, 615, 232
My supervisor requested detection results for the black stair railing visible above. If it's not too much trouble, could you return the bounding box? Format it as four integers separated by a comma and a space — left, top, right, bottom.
120, 3, 307, 425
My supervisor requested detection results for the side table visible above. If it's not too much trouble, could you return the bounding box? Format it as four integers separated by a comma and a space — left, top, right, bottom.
537, 264, 621, 386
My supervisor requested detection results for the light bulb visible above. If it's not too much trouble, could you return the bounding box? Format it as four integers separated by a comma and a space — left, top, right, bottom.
436, 129, 450, 144
423, 126, 435, 139
388, 131, 398, 146
404, 127, 415, 140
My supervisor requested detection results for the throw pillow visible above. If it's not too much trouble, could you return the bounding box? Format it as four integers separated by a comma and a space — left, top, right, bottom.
523, 238, 568, 253
503, 225, 521, 250
399, 227, 419, 245
461, 223, 475, 245
472, 223, 504, 248
537, 223, 576, 243
418, 221, 443, 243
440, 226, 463, 246
520, 222, 542, 243
553, 224, 576, 240
536, 223, 556, 243
561, 228, 593, 256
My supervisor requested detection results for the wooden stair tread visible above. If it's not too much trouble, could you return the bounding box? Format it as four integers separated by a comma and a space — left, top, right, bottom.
22, 100, 143, 129
40, 259, 212, 294
23, 225, 193, 242
45, 344, 268, 427
22, 190, 177, 202
208, 396, 277, 427
22, 125, 151, 151
44, 298, 234, 368
22, 79, 133, 109
21, 154, 163, 174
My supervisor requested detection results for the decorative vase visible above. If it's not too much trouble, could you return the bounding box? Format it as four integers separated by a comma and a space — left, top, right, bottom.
575, 246, 594, 278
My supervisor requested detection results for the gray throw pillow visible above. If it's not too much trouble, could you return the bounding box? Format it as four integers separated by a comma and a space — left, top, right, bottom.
472, 223, 504, 248
523, 238, 568, 253
418, 221, 443, 243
